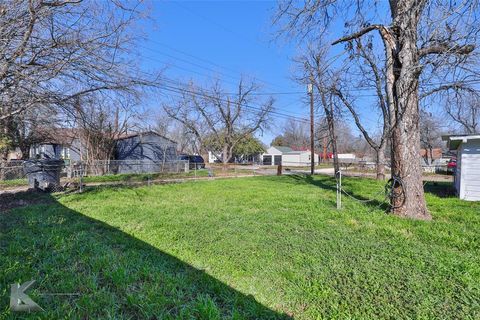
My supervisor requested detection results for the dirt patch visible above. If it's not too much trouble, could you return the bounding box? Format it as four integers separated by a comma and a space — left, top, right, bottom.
0, 190, 53, 212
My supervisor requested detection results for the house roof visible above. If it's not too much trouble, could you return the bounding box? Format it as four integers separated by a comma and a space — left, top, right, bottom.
291, 146, 322, 155
33, 127, 79, 145
33, 128, 177, 146
270, 145, 321, 155
272, 146, 293, 153
419, 148, 443, 159
114, 131, 177, 144
442, 134, 480, 150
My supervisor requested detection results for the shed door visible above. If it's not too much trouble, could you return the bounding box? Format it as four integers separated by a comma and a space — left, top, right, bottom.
263, 155, 272, 165
274, 155, 282, 165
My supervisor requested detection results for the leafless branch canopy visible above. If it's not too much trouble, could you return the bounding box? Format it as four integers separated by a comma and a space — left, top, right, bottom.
162, 80, 274, 164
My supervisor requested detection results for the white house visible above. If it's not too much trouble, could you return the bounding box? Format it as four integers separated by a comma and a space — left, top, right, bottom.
337, 153, 356, 161
208, 151, 220, 163
261, 146, 319, 166
443, 134, 480, 201
207, 151, 262, 164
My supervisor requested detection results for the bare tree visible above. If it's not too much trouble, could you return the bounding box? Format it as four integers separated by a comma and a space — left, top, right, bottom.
279, 118, 310, 148
153, 113, 203, 155
301, 51, 344, 175
420, 110, 444, 165
275, 0, 478, 219
329, 38, 391, 180
316, 115, 362, 155
0, 0, 155, 158
163, 80, 273, 167
71, 95, 137, 175
445, 92, 480, 134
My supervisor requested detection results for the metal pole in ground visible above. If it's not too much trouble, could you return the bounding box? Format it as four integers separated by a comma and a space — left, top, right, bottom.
336, 170, 342, 210
308, 81, 315, 175
79, 163, 83, 193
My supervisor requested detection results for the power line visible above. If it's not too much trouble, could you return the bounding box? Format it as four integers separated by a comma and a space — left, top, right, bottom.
144, 39, 293, 92
158, 83, 311, 123
140, 50, 309, 96
141, 37, 480, 95
158, 89, 308, 124
128, 65, 311, 121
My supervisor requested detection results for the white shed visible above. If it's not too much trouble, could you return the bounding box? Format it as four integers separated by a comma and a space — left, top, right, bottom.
444, 134, 480, 201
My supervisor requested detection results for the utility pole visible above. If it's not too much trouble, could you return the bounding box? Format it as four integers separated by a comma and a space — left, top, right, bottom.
323, 137, 327, 162
308, 81, 315, 175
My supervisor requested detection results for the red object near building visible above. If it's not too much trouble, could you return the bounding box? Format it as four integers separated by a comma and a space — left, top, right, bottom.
447, 158, 457, 169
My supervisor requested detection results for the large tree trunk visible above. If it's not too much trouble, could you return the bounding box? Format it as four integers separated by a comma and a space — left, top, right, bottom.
388, 0, 431, 219
376, 146, 386, 180
222, 145, 229, 172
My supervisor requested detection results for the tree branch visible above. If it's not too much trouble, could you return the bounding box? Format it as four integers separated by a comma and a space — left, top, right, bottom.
332, 25, 385, 45
420, 83, 477, 100
419, 44, 475, 58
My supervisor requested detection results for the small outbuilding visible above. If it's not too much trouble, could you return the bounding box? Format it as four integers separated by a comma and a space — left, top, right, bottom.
443, 134, 480, 201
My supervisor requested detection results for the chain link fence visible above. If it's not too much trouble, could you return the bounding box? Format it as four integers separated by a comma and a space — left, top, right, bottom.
1, 160, 275, 194
1, 158, 455, 195
0, 161, 28, 194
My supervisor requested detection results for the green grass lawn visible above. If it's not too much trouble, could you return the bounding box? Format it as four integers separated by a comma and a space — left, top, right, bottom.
1, 175, 479, 319
80, 169, 210, 184
0, 178, 28, 187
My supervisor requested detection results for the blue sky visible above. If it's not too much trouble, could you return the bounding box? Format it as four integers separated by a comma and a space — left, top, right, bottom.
137, 1, 376, 144
136, 1, 311, 144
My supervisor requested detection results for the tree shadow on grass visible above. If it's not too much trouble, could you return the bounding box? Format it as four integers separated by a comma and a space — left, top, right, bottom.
0, 192, 291, 319
423, 181, 457, 198
284, 174, 390, 211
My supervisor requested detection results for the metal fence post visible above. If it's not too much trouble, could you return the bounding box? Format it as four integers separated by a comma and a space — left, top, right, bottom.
79, 162, 83, 193
336, 170, 342, 210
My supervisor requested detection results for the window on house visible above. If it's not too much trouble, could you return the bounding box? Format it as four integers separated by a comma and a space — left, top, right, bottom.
61, 147, 70, 159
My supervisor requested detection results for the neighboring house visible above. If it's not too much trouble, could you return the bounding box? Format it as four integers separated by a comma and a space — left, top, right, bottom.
208, 151, 221, 163
337, 153, 357, 161
443, 134, 480, 201
420, 148, 443, 165
115, 131, 178, 173
29, 128, 82, 161
261, 146, 319, 166
29, 129, 178, 174
207, 151, 261, 164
